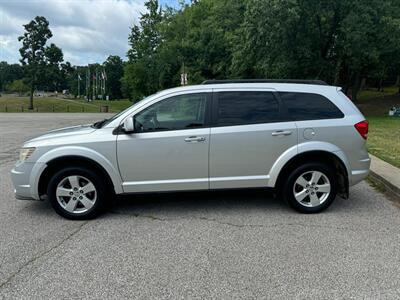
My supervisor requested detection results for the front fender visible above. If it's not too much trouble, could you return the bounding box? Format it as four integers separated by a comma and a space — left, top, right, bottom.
267, 141, 351, 187
30, 146, 123, 199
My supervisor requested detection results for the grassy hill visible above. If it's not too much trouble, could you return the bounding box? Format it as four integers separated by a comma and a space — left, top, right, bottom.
357, 88, 400, 168
0, 94, 132, 113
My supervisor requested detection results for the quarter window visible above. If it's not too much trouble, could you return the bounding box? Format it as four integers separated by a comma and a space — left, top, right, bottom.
134, 93, 208, 132
217, 91, 281, 126
279, 92, 344, 121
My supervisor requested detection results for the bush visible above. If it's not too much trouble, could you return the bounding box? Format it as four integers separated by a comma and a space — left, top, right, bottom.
6, 80, 30, 96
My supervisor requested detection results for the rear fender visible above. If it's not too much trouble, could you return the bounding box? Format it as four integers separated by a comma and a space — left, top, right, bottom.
267, 141, 351, 187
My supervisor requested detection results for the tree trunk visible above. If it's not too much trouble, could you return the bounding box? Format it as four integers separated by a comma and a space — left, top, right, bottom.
351, 72, 361, 103
360, 78, 366, 90
378, 78, 384, 92
333, 58, 342, 86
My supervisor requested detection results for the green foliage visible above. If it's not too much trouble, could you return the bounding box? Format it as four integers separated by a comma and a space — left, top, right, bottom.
123, 0, 247, 101
43, 43, 64, 91
7, 1, 400, 104
233, 0, 400, 101
104, 55, 124, 99
0, 62, 24, 91
123, 0, 400, 102
6, 80, 30, 95
18, 16, 53, 109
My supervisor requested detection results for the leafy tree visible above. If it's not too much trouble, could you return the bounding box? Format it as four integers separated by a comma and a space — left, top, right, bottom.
123, 0, 246, 100
18, 16, 52, 109
123, 0, 162, 100
123, 0, 400, 102
233, 0, 400, 101
43, 43, 64, 91
6, 79, 30, 95
127, 0, 162, 61
0, 62, 24, 91
103, 55, 124, 99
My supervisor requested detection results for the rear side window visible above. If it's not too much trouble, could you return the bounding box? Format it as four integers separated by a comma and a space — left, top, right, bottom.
279, 92, 344, 121
217, 91, 281, 126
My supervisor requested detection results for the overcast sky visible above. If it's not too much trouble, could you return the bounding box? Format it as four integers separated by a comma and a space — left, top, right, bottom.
0, 0, 184, 65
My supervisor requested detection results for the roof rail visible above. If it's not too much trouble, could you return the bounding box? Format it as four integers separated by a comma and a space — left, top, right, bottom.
201, 79, 328, 86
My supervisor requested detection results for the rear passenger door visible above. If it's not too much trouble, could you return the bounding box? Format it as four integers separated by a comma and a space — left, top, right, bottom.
209, 89, 298, 189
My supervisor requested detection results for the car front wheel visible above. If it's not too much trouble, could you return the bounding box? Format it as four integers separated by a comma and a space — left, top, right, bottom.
47, 166, 108, 219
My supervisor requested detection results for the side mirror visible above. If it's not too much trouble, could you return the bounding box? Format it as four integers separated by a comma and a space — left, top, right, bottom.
123, 117, 134, 133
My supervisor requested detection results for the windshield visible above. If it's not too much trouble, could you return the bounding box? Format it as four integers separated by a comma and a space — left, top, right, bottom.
92, 96, 152, 129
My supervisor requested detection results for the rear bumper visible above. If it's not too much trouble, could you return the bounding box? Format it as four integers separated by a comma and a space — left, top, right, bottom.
350, 157, 371, 186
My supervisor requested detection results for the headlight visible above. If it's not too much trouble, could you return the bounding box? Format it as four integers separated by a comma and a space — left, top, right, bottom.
19, 147, 35, 162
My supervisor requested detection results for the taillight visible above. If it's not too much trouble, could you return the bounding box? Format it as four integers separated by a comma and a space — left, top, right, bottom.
354, 120, 369, 140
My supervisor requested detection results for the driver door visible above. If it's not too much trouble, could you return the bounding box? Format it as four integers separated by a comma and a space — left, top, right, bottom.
117, 92, 211, 193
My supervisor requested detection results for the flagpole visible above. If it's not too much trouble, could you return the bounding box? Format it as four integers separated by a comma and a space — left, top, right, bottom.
87, 68, 90, 102
77, 73, 80, 98
92, 68, 95, 101
103, 68, 106, 100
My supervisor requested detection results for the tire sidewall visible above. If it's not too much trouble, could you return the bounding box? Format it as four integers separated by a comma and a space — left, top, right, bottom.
47, 167, 108, 220
284, 163, 337, 213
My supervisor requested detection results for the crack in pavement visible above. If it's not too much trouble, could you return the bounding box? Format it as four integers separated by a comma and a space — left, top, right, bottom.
110, 211, 392, 233
0, 221, 88, 290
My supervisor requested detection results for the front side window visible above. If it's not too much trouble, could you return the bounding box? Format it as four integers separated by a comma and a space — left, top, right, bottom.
279, 92, 344, 121
134, 93, 208, 132
217, 91, 281, 126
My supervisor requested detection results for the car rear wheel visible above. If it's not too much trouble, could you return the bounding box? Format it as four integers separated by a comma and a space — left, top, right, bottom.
283, 162, 337, 213
47, 167, 108, 219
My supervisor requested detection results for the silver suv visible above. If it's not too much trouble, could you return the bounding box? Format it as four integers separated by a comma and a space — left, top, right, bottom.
11, 80, 370, 219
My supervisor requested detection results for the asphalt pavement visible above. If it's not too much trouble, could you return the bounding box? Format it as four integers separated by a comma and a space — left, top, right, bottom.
1, 113, 400, 299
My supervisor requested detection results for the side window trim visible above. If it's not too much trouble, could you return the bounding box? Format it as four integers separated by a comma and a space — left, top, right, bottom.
279, 91, 344, 121
132, 92, 213, 133
211, 90, 287, 127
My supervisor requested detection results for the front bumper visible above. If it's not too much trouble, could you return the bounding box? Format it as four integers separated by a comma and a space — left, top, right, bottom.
11, 161, 42, 201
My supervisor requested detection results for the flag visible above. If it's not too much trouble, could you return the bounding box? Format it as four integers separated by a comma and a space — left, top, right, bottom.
78, 74, 82, 80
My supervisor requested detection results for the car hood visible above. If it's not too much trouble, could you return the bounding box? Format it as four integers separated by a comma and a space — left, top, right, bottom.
26, 124, 96, 144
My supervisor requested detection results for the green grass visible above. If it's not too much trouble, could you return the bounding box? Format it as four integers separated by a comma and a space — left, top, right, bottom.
0, 95, 132, 113
366, 116, 400, 168
356, 85, 400, 168
358, 86, 399, 101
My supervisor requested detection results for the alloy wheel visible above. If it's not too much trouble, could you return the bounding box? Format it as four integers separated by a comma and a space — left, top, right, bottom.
56, 175, 97, 214
292, 171, 331, 207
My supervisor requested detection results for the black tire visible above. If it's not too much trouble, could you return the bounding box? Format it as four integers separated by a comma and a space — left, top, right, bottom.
283, 162, 337, 213
47, 166, 109, 220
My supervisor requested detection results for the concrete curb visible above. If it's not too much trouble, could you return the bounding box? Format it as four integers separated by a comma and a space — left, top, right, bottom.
368, 154, 400, 199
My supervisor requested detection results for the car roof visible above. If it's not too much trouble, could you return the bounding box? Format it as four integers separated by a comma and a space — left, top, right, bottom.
154, 82, 339, 97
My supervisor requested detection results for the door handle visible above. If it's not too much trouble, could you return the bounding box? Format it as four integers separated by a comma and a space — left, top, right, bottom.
271, 130, 292, 136
184, 136, 206, 143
